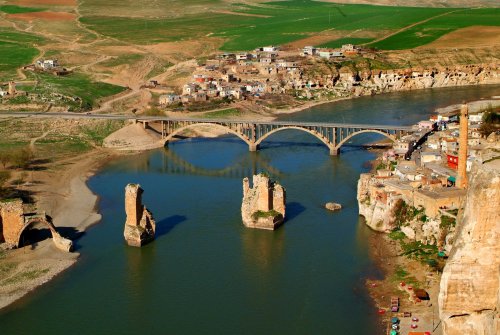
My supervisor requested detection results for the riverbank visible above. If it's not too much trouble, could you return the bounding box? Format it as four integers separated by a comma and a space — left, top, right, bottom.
0, 149, 122, 310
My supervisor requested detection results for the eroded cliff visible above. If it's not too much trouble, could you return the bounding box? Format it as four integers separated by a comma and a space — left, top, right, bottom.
438, 163, 500, 335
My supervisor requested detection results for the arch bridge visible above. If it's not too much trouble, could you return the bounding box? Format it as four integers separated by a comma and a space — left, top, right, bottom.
139, 118, 414, 156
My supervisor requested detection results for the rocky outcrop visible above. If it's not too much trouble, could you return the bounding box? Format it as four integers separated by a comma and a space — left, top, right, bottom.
241, 174, 286, 230
438, 163, 500, 335
297, 64, 499, 100
325, 202, 342, 211
357, 173, 398, 232
123, 184, 156, 247
0, 199, 73, 252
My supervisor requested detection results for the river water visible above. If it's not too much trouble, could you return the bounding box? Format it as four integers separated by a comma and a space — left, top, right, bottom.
1, 85, 498, 334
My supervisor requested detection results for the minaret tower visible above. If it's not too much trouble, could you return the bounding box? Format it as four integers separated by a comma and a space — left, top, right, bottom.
456, 103, 468, 189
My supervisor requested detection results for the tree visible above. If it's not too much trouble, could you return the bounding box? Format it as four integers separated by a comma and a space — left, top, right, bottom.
479, 108, 500, 137
0, 151, 11, 168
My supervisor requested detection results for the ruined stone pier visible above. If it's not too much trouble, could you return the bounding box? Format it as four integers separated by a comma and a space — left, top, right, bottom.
241, 174, 286, 230
123, 184, 156, 247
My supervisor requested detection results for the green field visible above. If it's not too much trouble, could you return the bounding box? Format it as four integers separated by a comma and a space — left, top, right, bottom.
0, 5, 44, 14
0, 29, 41, 80
23, 73, 126, 110
370, 8, 500, 50
76, 0, 500, 51
319, 37, 374, 48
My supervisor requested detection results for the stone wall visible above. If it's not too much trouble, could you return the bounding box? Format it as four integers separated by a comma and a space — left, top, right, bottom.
438, 163, 500, 335
123, 184, 156, 247
241, 174, 286, 230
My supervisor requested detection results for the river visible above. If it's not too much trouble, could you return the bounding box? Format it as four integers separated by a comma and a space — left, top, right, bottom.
1, 85, 498, 334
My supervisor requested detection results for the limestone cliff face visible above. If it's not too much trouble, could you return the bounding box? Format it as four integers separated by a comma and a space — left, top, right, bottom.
357, 174, 397, 232
123, 184, 156, 247
298, 64, 499, 99
241, 174, 286, 230
439, 163, 500, 335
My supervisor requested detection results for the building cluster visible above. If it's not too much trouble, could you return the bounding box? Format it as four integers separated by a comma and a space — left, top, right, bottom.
23, 59, 70, 76
371, 104, 497, 220
158, 44, 363, 107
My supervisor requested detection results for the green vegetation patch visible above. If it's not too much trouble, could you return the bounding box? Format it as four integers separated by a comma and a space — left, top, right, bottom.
81, 120, 125, 146
24, 72, 126, 110
391, 265, 421, 288
2, 268, 50, 285
0, 29, 41, 80
0, 5, 44, 14
202, 108, 241, 119
371, 8, 500, 50
252, 209, 282, 221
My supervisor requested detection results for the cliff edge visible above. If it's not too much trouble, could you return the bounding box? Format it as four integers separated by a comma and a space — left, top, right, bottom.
438, 162, 500, 335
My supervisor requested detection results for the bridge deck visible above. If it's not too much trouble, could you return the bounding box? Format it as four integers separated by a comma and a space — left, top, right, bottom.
0, 112, 415, 131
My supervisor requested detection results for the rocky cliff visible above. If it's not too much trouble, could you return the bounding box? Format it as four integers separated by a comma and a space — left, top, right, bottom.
123, 184, 156, 247
438, 163, 500, 335
241, 174, 286, 230
297, 63, 499, 99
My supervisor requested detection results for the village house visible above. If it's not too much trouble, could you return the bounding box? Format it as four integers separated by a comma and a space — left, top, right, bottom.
301, 46, 317, 56
318, 50, 344, 59
441, 138, 459, 153
394, 139, 414, 155
159, 94, 181, 105
260, 45, 280, 53
418, 120, 435, 131
36, 59, 59, 70
426, 133, 441, 150
413, 188, 466, 218
183, 83, 199, 95
420, 151, 442, 166
468, 112, 484, 123
341, 44, 359, 55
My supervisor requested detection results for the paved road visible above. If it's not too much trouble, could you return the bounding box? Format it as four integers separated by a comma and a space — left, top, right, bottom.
0, 111, 415, 131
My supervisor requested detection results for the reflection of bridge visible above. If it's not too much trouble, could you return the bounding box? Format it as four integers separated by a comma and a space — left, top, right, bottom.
159, 146, 284, 179
140, 118, 414, 155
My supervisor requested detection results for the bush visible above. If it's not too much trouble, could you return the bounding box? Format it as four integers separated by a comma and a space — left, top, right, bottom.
440, 215, 456, 229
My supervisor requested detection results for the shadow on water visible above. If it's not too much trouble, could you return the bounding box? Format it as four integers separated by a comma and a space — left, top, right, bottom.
285, 202, 306, 222
155, 215, 187, 238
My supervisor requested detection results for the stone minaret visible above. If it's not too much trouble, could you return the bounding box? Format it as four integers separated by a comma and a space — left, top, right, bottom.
456, 104, 468, 189
8, 81, 16, 96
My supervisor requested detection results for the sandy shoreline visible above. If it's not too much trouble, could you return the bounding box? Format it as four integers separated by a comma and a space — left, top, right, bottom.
0, 149, 121, 311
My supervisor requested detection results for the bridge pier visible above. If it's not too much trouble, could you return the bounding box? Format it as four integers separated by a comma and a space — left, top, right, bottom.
249, 143, 259, 152
329, 147, 340, 156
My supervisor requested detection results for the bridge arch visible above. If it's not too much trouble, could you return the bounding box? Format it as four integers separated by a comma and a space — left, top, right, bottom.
254, 126, 334, 151
16, 217, 56, 248
163, 123, 252, 147
333, 129, 396, 152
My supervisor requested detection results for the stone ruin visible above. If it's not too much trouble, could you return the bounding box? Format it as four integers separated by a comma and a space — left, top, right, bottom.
0, 199, 73, 252
241, 174, 286, 230
123, 184, 156, 247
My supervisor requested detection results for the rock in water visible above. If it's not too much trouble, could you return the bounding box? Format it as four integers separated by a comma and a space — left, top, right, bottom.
325, 202, 342, 211
123, 184, 155, 247
241, 174, 286, 230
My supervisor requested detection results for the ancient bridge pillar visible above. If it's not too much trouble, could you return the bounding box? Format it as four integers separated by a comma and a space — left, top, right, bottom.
330, 147, 340, 156
124, 184, 156, 247
241, 174, 286, 230
0, 199, 25, 246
